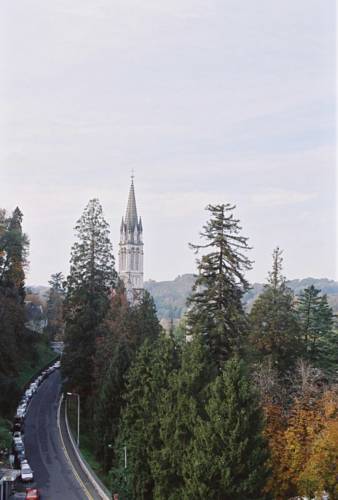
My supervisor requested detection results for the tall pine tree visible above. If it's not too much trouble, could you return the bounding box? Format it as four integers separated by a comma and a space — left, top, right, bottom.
62, 199, 117, 399
187, 203, 252, 366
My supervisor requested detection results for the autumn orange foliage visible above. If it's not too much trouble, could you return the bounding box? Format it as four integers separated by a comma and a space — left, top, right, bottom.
264, 388, 338, 499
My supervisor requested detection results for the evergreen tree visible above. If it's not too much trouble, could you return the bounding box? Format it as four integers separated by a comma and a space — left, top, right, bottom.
62, 199, 117, 399
111, 335, 180, 500
0, 207, 29, 303
129, 290, 162, 349
46, 272, 65, 341
187, 203, 252, 366
0, 207, 29, 375
151, 337, 214, 499
296, 285, 337, 373
315, 295, 337, 374
93, 287, 132, 470
183, 358, 270, 499
93, 287, 162, 471
249, 248, 302, 374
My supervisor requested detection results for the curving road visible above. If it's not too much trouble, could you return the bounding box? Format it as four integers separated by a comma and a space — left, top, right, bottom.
23, 370, 92, 499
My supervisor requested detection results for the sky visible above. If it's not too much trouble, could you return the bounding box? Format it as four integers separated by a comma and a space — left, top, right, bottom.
0, 0, 336, 285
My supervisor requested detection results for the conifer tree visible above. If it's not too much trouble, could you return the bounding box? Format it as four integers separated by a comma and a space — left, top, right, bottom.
249, 248, 302, 374
296, 285, 336, 373
151, 337, 214, 499
46, 272, 65, 340
111, 335, 180, 500
62, 199, 117, 399
187, 203, 252, 366
93, 287, 132, 470
183, 358, 270, 500
129, 290, 162, 349
0, 207, 29, 376
0, 207, 29, 303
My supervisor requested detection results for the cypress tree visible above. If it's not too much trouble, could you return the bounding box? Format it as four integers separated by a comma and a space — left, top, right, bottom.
183, 358, 270, 500
62, 199, 117, 399
187, 203, 252, 366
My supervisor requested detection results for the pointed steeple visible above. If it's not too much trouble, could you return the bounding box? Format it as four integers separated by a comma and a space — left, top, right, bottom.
119, 175, 144, 299
125, 178, 138, 230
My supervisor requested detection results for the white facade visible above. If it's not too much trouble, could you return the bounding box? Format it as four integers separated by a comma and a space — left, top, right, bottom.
118, 179, 144, 298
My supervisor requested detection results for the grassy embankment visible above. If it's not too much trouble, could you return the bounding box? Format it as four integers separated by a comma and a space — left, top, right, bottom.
0, 337, 57, 452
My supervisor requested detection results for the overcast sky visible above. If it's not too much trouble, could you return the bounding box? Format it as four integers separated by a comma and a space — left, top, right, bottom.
0, 0, 336, 285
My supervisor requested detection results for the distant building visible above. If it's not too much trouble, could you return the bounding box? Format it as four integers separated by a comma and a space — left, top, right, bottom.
118, 178, 144, 301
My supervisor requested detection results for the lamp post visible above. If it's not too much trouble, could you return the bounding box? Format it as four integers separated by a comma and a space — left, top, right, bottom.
67, 392, 80, 447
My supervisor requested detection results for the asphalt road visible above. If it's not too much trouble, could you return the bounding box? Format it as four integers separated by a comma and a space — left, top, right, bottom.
24, 370, 88, 499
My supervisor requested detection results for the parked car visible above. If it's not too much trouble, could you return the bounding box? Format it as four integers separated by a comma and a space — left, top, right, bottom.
21, 462, 34, 482
25, 488, 40, 499
13, 422, 24, 433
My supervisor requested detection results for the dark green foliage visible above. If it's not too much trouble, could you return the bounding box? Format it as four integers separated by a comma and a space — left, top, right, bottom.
0, 207, 29, 380
151, 337, 214, 499
249, 248, 302, 374
111, 336, 180, 500
45, 272, 65, 341
0, 375, 21, 418
62, 199, 117, 399
129, 290, 162, 348
187, 203, 252, 366
0, 207, 28, 303
297, 286, 337, 374
92, 287, 162, 472
183, 358, 270, 500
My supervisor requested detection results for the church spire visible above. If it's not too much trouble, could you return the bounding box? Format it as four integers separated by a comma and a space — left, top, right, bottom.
125, 177, 138, 230
118, 176, 144, 300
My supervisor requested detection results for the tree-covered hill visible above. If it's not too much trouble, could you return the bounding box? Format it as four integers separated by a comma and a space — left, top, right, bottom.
28, 276, 338, 323
144, 274, 196, 320
144, 275, 338, 322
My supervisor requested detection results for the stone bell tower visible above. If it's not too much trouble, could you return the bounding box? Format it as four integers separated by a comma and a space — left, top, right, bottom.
118, 177, 144, 299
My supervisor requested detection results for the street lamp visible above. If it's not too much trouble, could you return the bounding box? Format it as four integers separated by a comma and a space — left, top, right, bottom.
67, 392, 80, 447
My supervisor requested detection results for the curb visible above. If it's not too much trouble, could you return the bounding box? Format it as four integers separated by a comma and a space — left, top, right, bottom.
57, 394, 93, 500
62, 396, 111, 500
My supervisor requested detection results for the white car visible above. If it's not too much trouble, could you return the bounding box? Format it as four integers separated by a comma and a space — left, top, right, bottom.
21, 462, 34, 482
13, 436, 23, 446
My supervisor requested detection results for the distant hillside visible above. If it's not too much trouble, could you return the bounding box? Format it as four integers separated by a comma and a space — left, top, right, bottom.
144, 274, 196, 321
28, 276, 338, 324
145, 275, 338, 322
